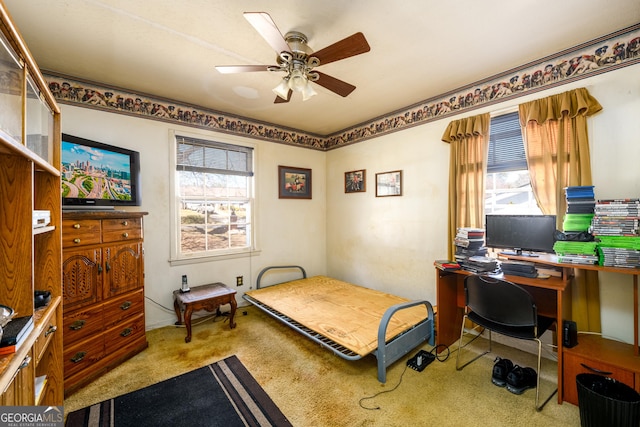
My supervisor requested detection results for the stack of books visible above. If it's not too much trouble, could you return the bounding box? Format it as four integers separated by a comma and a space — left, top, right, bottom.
499, 259, 538, 278
0, 316, 34, 355
434, 260, 461, 271
563, 186, 595, 235
592, 199, 640, 237
596, 236, 640, 268
453, 228, 497, 273
591, 198, 640, 268
553, 241, 599, 265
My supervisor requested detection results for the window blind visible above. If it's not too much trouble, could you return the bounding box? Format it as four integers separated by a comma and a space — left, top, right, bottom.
176, 135, 253, 176
487, 112, 527, 173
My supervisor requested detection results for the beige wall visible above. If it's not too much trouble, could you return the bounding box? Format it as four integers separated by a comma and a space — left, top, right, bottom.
59, 106, 327, 329
326, 63, 640, 345
60, 63, 639, 345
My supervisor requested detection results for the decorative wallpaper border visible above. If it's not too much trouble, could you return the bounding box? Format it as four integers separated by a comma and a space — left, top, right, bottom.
45, 23, 640, 151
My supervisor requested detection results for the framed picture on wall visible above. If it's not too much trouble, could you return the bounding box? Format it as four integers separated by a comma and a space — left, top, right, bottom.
375, 170, 402, 197
345, 169, 366, 193
278, 165, 312, 199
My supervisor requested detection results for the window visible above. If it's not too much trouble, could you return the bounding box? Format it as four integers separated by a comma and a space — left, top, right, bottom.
485, 112, 542, 215
172, 134, 254, 261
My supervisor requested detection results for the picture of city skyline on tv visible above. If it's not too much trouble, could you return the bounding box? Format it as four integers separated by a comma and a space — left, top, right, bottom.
61, 140, 133, 202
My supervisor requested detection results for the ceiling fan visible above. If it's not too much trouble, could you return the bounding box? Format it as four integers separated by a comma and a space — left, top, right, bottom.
216, 12, 370, 103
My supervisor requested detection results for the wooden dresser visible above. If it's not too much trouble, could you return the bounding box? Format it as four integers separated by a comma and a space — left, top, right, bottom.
61, 210, 148, 396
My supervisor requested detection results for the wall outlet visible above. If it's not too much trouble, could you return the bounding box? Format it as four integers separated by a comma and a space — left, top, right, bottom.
236, 276, 243, 286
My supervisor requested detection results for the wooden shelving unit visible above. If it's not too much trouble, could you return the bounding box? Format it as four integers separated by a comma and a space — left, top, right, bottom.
0, 1, 63, 406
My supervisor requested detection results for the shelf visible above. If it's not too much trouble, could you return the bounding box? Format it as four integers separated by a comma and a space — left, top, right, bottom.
33, 225, 55, 235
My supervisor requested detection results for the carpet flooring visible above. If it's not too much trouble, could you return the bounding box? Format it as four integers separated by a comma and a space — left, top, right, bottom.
63, 305, 581, 426
64, 355, 291, 427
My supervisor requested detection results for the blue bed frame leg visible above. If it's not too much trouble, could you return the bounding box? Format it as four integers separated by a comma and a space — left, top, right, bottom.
375, 300, 435, 383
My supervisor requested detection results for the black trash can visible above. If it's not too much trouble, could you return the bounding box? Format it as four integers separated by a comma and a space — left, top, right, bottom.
576, 373, 640, 427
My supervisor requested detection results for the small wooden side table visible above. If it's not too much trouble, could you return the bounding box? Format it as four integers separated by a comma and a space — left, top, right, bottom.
173, 282, 237, 343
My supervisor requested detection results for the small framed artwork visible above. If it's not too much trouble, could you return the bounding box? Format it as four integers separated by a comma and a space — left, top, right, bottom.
375, 170, 402, 197
278, 165, 312, 199
345, 169, 366, 193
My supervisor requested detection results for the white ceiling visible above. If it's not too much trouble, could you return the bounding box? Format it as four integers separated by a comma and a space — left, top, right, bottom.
4, 0, 640, 135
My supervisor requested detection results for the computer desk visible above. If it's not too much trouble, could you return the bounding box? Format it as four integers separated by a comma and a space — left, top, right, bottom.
435, 253, 639, 404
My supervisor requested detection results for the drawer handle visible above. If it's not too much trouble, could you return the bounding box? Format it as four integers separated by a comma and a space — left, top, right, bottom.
70, 320, 86, 330
120, 301, 132, 310
122, 220, 128, 226
73, 238, 81, 244
580, 363, 613, 376
73, 223, 81, 229
122, 232, 129, 238
18, 355, 32, 370
106, 261, 111, 272
71, 352, 86, 363
121, 328, 133, 337
44, 324, 57, 337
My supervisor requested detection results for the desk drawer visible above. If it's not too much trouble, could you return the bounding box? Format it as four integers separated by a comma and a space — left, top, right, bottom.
563, 350, 636, 405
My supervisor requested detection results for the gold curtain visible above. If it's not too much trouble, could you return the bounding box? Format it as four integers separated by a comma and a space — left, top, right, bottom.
518, 87, 603, 332
442, 113, 491, 259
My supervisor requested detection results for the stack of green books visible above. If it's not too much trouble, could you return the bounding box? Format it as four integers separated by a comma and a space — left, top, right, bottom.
562, 214, 594, 232
596, 236, 640, 267
553, 241, 599, 265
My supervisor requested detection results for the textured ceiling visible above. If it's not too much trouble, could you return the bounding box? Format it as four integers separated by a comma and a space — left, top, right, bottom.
4, 0, 640, 135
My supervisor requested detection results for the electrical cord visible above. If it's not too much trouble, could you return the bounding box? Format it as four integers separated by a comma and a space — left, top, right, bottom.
358, 344, 451, 410
144, 295, 230, 327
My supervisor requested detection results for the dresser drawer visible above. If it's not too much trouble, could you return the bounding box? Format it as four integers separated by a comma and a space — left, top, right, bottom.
102, 218, 142, 243
62, 220, 102, 247
63, 334, 105, 379
104, 312, 145, 351
103, 289, 144, 329
63, 304, 104, 345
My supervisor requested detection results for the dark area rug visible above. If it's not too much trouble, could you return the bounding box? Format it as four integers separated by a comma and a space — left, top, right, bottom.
65, 355, 292, 427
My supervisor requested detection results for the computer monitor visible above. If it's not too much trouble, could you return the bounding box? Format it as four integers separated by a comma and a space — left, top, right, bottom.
485, 214, 557, 257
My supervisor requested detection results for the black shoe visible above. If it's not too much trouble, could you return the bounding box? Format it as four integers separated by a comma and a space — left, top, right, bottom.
506, 365, 537, 394
491, 357, 513, 387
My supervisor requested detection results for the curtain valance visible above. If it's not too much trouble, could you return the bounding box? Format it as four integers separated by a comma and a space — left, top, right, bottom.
441, 113, 490, 143
518, 87, 602, 126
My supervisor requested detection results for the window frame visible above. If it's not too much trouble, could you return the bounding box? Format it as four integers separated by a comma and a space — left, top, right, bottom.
169, 130, 258, 265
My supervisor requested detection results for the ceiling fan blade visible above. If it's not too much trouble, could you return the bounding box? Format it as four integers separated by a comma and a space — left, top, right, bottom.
312, 32, 370, 66
244, 12, 290, 54
274, 89, 292, 103
215, 65, 271, 74
216, 65, 269, 74
313, 71, 356, 97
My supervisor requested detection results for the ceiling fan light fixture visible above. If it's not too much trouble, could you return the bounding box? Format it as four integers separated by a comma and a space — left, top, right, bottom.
272, 77, 290, 99
288, 67, 308, 92
301, 81, 317, 101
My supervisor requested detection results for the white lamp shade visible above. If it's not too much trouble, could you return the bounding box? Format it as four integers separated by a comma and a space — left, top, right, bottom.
272, 78, 290, 99
288, 68, 307, 92
301, 82, 317, 101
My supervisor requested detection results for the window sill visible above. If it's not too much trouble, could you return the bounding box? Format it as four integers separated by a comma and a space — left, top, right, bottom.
169, 248, 261, 266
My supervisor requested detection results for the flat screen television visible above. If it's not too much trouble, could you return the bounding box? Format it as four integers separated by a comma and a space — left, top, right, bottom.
485, 214, 557, 257
61, 133, 141, 209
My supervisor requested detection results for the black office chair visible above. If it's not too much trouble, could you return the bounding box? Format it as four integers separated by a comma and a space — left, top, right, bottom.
455, 274, 558, 411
